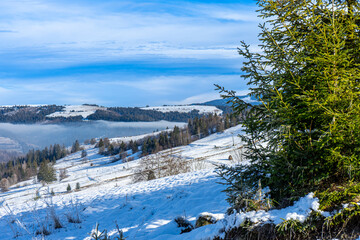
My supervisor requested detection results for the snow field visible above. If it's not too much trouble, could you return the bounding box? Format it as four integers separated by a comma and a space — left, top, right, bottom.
46, 105, 105, 118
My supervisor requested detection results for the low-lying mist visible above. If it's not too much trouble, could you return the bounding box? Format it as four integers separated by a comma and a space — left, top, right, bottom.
0, 120, 186, 153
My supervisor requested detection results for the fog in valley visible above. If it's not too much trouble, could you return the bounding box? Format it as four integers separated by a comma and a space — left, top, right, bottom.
0, 120, 186, 154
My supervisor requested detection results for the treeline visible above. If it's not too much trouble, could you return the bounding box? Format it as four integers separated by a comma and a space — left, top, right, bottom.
0, 144, 68, 190
97, 113, 241, 159
0, 105, 63, 123
87, 108, 205, 122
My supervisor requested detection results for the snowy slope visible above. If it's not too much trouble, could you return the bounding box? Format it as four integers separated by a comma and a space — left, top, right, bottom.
47, 105, 105, 118
0, 125, 242, 239
141, 105, 223, 115
0, 124, 321, 240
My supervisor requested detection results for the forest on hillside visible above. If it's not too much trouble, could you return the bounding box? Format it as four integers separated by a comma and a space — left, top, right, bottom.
0, 105, 233, 123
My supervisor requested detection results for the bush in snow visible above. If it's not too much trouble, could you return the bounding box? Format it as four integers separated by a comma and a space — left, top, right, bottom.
90, 223, 126, 240
133, 151, 190, 182
195, 213, 217, 228
59, 168, 68, 181
0, 177, 9, 192
43, 192, 63, 230
174, 216, 194, 234
65, 198, 82, 224
67, 184, 71, 192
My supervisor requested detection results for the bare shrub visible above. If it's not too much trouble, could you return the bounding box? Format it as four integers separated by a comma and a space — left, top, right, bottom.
0, 178, 10, 192
59, 168, 68, 181
2, 203, 32, 238
230, 147, 244, 164
65, 199, 82, 223
120, 152, 128, 160
191, 159, 207, 171
27, 201, 52, 237
133, 151, 190, 182
43, 189, 63, 229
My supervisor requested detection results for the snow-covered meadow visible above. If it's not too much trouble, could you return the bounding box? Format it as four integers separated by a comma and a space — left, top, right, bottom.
46, 105, 105, 119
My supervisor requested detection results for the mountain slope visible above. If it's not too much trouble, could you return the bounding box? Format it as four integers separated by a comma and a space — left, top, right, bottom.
0, 125, 243, 240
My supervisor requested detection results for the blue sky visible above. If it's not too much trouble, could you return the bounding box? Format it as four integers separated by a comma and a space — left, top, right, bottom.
0, 0, 259, 107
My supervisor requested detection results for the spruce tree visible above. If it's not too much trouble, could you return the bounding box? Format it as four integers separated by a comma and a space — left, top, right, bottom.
67, 183, 71, 192
71, 140, 80, 153
217, 0, 360, 205
37, 160, 57, 183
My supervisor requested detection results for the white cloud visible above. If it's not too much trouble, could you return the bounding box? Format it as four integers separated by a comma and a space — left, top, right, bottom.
0, 0, 259, 67
0, 1, 258, 106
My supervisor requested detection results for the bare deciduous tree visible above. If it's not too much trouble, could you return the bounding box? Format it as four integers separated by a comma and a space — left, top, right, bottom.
133, 151, 190, 182
0, 178, 9, 192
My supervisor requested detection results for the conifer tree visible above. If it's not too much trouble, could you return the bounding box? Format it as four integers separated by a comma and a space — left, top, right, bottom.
37, 160, 56, 183
217, 0, 360, 205
71, 140, 80, 153
81, 149, 87, 158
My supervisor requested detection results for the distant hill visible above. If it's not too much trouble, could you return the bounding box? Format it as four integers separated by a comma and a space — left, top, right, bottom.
0, 104, 224, 124
189, 95, 260, 115
196, 95, 261, 107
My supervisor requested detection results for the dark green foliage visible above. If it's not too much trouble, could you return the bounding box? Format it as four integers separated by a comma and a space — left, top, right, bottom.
129, 140, 138, 153
76, 182, 80, 190
217, 0, 360, 206
96, 113, 236, 158
324, 203, 360, 234
71, 140, 81, 153
0, 105, 63, 123
67, 184, 71, 192
316, 182, 360, 211
215, 209, 360, 240
174, 216, 194, 234
0, 143, 67, 186
37, 160, 56, 183
107, 144, 115, 155
98, 139, 104, 148
87, 107, 203, 122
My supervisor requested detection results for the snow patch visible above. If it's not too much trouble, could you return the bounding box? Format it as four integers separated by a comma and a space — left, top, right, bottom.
47, 105, 104, 118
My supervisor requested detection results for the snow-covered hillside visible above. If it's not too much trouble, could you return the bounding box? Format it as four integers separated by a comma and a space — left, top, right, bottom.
47, 105, 105, 118
0, 125, 242, 239
0, 125, 321, 240
141, 105, 222, 115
